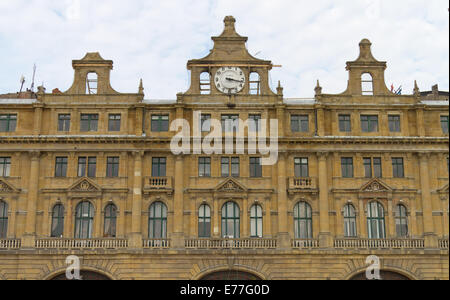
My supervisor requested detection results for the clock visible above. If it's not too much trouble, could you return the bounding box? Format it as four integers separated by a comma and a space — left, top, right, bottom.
214, 67, 246, 94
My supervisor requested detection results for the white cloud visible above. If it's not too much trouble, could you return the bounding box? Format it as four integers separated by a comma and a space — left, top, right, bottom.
0, 0, 448, 98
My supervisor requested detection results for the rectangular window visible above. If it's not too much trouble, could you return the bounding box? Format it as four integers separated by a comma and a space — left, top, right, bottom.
291, 115, 309, 132
294, 158, 309, 178
339, 115, 351, 132
361, 115, 379, 133
0, 157, 11, 177
108, 114, 121, 132
106, 157, 119, 178
198, 157, 211, 177
58, 114, 71, 132
80, 114, 99, 132
231, 157, 240, 178
388, 115, 401, 132
55, 157, 68, 178
250, 157, 262, 178
248, 114, 261, 132
151, 115, 169, 132
363, 158, 372, 179
221, 157, 229, 178
373, 158, 382, 178
221, 115, 239, 133
200, 114, 211, 132
78, 157, 96, 178
363, 157, 382, 178
0, 114, 17, 132
441, 116, 449, 134
392, 158, 404, 178
221, 157, 240, 177
341, 158, 354, 178
152, 158, 166, 177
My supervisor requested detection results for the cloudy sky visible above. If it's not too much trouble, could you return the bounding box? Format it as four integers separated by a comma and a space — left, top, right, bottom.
0, 0, 448, 99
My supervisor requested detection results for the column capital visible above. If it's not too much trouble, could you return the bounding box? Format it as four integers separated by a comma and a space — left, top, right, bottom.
317, 152, 329, 161
131, 151, 145, 159
417, 152, 431, 160
28, 151, 42, 161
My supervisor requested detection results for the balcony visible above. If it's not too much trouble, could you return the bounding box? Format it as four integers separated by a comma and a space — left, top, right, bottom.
185, 238, 277, 249
143, 177, 173, 194
35, 238, 129, 249
439, 239, 449, 249
0, 239, 21, 250
334, 238, 425, 249
291, 239, 320, 249
288, 177, 317, 194
143, 239, 171, 249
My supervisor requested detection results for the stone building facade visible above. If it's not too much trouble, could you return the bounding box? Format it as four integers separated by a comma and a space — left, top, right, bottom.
0, 16, 448, 280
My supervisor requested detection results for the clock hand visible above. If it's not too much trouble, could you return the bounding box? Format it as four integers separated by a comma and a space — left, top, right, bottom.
226, 77, 244, 83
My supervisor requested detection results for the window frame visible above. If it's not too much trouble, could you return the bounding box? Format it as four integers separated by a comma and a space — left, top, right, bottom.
55, 157, 68, 178
58, 114, 71, 132
0, 200, 8, 239
51, 204, 64, 238
360, 115, 379, 133
294, 202, 313, 239
338, 114, 352, 132
148, 202, 168, 239
341, 157, 354, 178
151, 115, 170, 132
221, 114, 239, 133
392, 158, 405, 178
395, 204, 409, 238
108, 114, 121, 132
198, 157, 211, 178
104, 204, 117, 238
0, 114, 17, 132
291, 115, 309, 133
80, 114, 99, 132
343, 204, 357, 238
249, 157, 262, 178
78, 156, 97, 178
106, 157, 120, 178
367, 201, 386, 239
294, 157, 309, 178
441, 116, 449, 134
198, 204, 211, 238
388, 115, 401, 133
74, 201, 94, 239
221, 202, 240, 239
0, 157, 11, 177
152, 157, 167, 177
250, 205, 263, 238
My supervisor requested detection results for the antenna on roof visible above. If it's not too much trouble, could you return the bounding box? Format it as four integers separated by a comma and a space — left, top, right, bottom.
30, 64, 36, 92
19, 75, 25, 93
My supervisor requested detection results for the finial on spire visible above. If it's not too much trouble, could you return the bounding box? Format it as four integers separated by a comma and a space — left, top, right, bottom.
139, 79, 144, 94
315, 80, 322, 96
277, 80, 284, 96
413, 80, 420, 97
357, 38, 376, 61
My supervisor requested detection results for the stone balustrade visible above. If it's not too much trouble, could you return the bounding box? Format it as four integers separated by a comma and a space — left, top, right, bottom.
0, 239, 21, 249
185, 238, 278, 249
288, 177, 317, 192
334, 238, 425, 249
142, 239, 171, 249
291, 239, 320, 249
439, 239, 449, 249
35, 238, 129, 249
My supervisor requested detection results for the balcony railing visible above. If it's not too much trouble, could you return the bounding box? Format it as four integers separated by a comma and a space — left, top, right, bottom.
0, 239, 21, 249
185, 238, 277, 249
439, 239, 449, 249
291, 239, 320, 249
288, 177, 317, 191
35, 238, 129, 249
143, 239, 171, 249
334, 238, 425, 249
144, 177, 173, 191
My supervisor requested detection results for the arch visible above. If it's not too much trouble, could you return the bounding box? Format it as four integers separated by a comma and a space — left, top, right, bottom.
200, 72, 211, 94
104, 203, 117, 238
294, 201, 313, 239
250, 204, 263, 238
221, 201, 240, 238
148, 201, 168, 238
0, 200, 8, 239
367, 201, 386, 239
249, 72, 261, 95
361, 72, 374, 95
346, 268, 417, 281
44, 267, 115, 281
51, 203, 65, 238
194, 266, 266, 281
198, 204, 211, 238
86, 72, 98, 95
395, 204, 409, 237
74, 201, 94, 239
343, 203, 357, 237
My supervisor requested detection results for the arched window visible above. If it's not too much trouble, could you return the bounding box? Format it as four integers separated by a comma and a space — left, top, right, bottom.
104, 204, 117, 238
395, 204, 408, 238
200, 72, 211, 95
51, 204, 64, 238
86, 72, 98, 95
148, 202, 167, 239
361, 73, 373, 96
367, 201, 386, 239
0, 201, 8, 239
294, 202, 312, 239
222, 202, 240, 238
75, 201, 94, 239
343, 204, 357, 238
249, 72, 261, 95
250, 205, 263, 238
198, 204, 211, 238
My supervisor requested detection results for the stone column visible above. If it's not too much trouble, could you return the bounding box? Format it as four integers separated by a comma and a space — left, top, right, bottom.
387, 196, 395, 238
264, 197, 272, 238
358, 198, 367, 237
213, 197, 220, 238
130, 151, 144, 248
277, 152, 290, 249
33, 105, 43, 136
409, 197, 418, 238
23, 151, 41, 248
242, 197, 248, 238
172, 155, 185, 249
316, 107, 325, 136
380, 110, 389, 136
418, 153, 438, 248
416, 108, 425, 137
318, 152, 332, 248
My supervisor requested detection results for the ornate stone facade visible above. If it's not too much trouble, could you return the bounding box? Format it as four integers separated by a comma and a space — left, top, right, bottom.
0, 16, 448, 280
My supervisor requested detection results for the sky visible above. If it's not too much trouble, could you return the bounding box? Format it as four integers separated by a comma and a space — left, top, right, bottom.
0, 0, 448, 99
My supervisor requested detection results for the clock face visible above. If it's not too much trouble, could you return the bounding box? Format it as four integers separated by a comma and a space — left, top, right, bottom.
214, 67, 246, 94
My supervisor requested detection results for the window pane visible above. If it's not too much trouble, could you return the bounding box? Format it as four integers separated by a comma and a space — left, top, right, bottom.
221, 158, 229, 177
364, 158, 372, 178
88, 157, 96, 177
441, 116, 449, 134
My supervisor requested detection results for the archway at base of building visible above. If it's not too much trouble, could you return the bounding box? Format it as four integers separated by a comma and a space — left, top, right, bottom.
50, 271, 111, 280
350, 270, 411, 281
200, 270, 262, 281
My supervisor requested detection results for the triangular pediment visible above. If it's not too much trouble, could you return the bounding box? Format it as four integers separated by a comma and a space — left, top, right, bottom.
360, 179, 392, 192
69, 178, 101, 192
0, 179, 19, 193
215, 178, 247, 193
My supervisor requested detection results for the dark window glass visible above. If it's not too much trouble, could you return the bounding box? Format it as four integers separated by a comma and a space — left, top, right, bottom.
148, 202, 167, 239
106, 157, 119, 178
51, 204, 64, 238
221, 202, 240, 238
291, 115, 309, 132
55, 157, 68, 178
294, 158, 309, 178
198, 204, 211, 238
248, 114, 261, 132
363, 158, 372, 178
221, 157, 230, 177
108, 114, 121, 132
221, 115, 239, 133
373, 158, 382, 178
367, 202, 386, 239
0, 157, 11, 177
58, 114, 71, 132
80, 114, 99, 132
395, 205, 408, 238
0, 201, 8, 238
441, 116, 449, 134
0, 114, 17, 132
78, 157, 96, 178
250, 205, 263, 238
341, 158, 354, 178
74, 201, 94, 239
104, 204, 117, 238
200, 114, 211, 132
344, 204, 357, 237
231, 158, 240, 177
151, 115, 169, 132
199, 157, 211, 177
250, 157, 262, 178
392, 158, 404, 178
339, 115, 352, 132
152, 158, 166, 177
361, 115, 379, 132
388, 115, 401, 132
294, 202, 312, 239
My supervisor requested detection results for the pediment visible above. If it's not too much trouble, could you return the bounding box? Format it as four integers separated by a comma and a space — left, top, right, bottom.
69, 178, 101, 192
215, 179, 247, 193
360, 179, 392, 193
0, 179, 19, 193
438, 184, 449, 193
